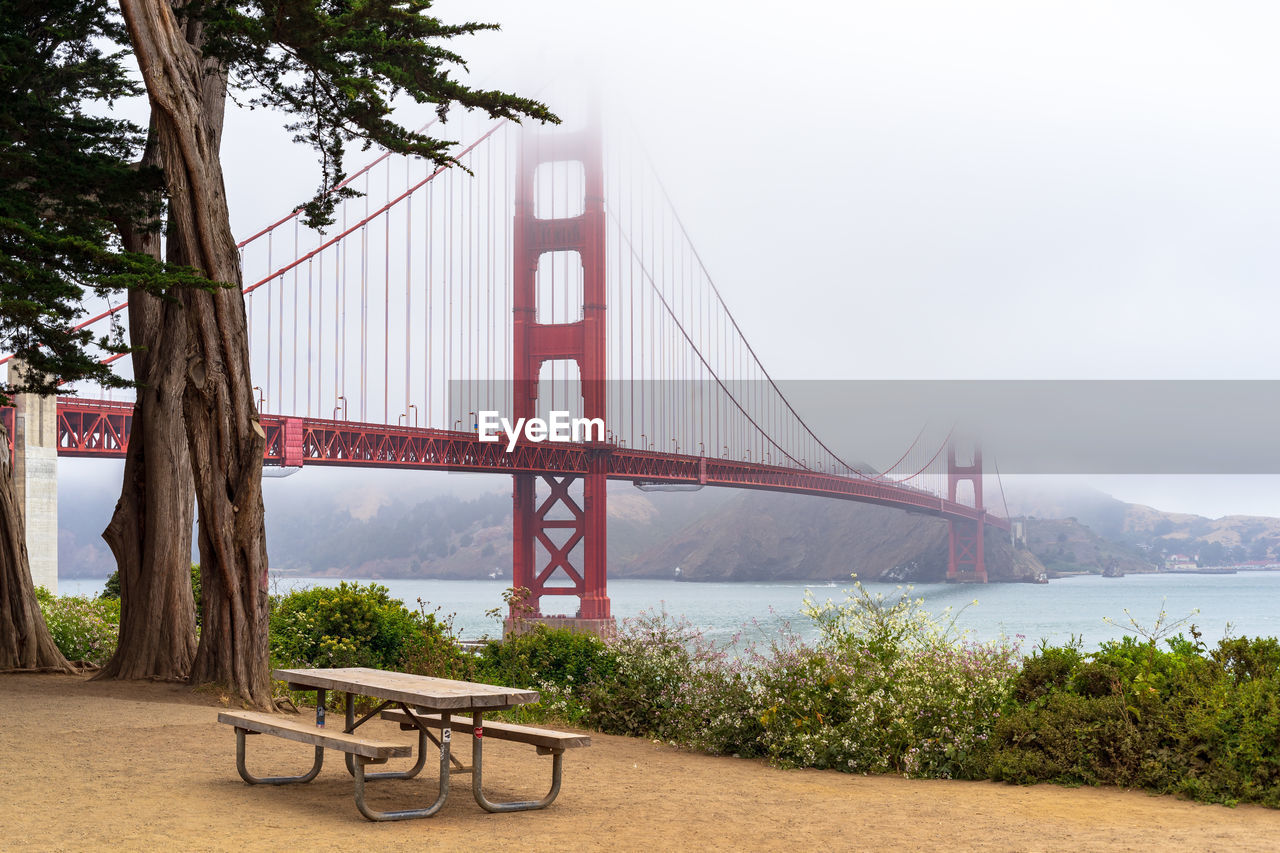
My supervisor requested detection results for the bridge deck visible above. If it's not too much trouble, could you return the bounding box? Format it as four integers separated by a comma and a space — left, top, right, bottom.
46, 398, 1006, 530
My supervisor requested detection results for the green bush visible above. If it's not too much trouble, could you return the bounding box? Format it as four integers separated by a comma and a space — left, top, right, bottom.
1212, 636, 1280, 683
986, 633, 1280, 807
267, 585, 474, 716
987, 689, 1149, 787
270, 581, 437, 671
35, 587, 120, 666
475, 624, 615, 690
1012, 644, 1083, 703
396, 601, 475, 681
472, 625, 618, 725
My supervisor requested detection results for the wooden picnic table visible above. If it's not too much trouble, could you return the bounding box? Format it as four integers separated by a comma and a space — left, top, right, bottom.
219, 667, 588, 821
275, 666, 539, 714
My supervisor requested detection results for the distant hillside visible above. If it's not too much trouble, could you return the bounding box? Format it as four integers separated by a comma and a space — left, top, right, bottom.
57, 467, 1277, 584
1011, 483, 1280, 565
1019, 517, 1158, 576
1121, 506, 1280, 560
619, 490, 1043, 583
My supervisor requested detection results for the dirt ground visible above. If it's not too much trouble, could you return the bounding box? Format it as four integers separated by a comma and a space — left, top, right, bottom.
2, 674, 1279, 852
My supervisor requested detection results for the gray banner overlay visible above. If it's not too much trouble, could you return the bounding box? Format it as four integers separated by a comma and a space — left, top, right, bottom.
445, 380, 1280, 475
779, 381, 1280, 475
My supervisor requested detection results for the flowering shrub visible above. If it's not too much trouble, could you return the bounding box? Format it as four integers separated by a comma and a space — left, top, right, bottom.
536, 584, 1021, 779
580, 611, 752, 747
748, 583, 1020, 777
34, 587, 121, 666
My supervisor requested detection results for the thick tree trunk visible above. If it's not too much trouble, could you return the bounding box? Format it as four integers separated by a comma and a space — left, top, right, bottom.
0, 424, 74, 672
120, 0, 271, 707
95, 132, 198, 681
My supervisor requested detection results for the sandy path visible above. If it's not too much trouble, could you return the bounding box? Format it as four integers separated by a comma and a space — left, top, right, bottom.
2, 674, 1277, 852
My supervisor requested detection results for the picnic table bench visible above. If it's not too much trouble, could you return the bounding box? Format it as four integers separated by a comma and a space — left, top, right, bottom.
217, 667, 590, 822
218, 710, 410, 783
381, 708, 592, 752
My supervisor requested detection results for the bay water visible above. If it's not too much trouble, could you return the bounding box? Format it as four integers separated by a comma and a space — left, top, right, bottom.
61, 571, 1280, 651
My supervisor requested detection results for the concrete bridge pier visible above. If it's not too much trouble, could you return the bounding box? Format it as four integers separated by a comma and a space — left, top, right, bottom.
7, 362, 58, 593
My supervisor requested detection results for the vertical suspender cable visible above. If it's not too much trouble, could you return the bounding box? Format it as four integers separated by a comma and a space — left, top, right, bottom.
361, 172, 368, 420
384, 163, 391, 423
317, 245, 324, 413
243, 246, 251, 356
427, 166, 437, 425
467, 149, 475, 419
405, 162, 412, 423
337, 203, 345, 414
487, 135, 494, 415
265, 234, 273, 410
292, 218, 299, 415
307, 258, 313, 417
446, 170, 453, 422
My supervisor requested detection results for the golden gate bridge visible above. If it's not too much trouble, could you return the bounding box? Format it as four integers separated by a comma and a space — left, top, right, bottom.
3, 111, 1008, 632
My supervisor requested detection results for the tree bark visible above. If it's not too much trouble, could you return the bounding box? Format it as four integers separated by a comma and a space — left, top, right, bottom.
95, 125, 198, 682
120, 0, 271, 707
0, 423, 74, 673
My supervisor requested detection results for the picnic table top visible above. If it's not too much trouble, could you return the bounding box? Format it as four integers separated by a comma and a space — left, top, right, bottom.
273, 667, 540, 712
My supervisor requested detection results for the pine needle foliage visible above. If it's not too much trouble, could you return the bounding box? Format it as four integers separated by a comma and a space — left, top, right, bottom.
188, 0, 558, 228
0, 0, 206, 401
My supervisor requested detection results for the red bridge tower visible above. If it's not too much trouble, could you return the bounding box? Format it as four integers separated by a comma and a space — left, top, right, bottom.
946, 442, 988, 583
508, 118, 613, 634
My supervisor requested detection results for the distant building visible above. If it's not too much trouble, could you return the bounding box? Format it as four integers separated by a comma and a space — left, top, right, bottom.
1165, 554, 1197, 571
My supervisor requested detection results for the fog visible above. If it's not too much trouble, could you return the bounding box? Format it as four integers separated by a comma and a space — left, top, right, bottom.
75, 1, 1280, 518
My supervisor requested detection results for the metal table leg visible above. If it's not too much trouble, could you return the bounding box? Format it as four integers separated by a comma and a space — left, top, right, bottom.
352, 713, 453, 821
470, 711, 564, 812
341, 694, 433, 781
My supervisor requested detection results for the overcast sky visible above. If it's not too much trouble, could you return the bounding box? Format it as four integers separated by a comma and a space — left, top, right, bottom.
99, 1, 1280, 518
